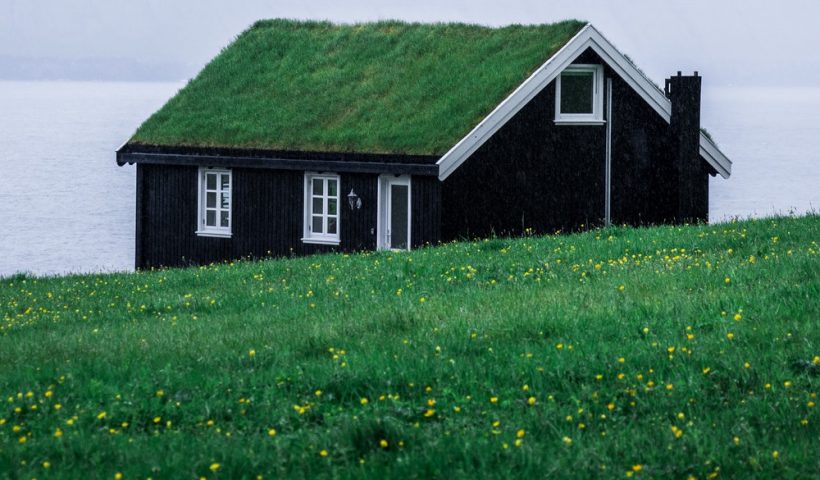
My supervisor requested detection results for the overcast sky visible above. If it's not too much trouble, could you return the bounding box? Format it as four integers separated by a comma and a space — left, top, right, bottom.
2, 0, 819, 86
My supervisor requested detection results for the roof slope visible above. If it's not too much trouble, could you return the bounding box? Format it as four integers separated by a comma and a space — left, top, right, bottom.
130, 19, 587, 155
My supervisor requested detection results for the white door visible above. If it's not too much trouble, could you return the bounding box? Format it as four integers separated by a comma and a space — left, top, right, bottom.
378, 176, 411, 250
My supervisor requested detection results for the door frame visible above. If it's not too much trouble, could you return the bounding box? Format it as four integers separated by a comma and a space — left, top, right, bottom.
377, 175, 412, 251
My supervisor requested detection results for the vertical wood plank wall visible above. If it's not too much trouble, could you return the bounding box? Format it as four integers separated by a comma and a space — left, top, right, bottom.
137, 166, 440, 269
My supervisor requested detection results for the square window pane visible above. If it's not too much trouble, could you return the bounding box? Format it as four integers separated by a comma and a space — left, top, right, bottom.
328, 179, 338, 197
206, 173, 216, 190
206, 192, 216, 208
561, 71, 594, 114
221, 192, 230, 209
221, 174, 230, 190
206, 210, 216, 227
327, 217, 337, 235
312, 178, 323, 196
312, 197, 323, 214
220, 211, 229, 228
312, 215, 323, 234
328, 199, 337, 215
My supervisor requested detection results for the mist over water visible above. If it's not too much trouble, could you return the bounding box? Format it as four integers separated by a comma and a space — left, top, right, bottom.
0, 81, 817, 277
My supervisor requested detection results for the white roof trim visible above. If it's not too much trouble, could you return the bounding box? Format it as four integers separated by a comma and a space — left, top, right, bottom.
436, 24, 732, 180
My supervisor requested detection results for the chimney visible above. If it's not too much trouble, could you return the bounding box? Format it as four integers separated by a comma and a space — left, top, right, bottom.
667, 72, 707, 222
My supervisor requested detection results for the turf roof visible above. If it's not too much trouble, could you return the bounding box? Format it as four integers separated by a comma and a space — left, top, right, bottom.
130, 19, 587, 155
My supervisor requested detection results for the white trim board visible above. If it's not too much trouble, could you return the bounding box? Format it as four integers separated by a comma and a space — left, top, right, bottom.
436, 24, 732, 181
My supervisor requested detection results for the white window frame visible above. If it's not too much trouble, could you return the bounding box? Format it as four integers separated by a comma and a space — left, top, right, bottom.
196, 167, 232, 238
554, 64, 605, 125
376, 175, 412, 251
302, 173, 341, 245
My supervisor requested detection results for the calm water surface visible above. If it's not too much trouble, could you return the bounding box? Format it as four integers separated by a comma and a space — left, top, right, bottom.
0, 81, 818, 276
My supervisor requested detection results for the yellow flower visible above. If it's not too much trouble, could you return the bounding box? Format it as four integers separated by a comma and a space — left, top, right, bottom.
114, 473, 123, 480
772, 451, 779, 459
514, 438, 523, 447
453, 406, 461, 413
490, 396, 498, 404
424, 409, 435, 417
360, 397, 368, 406
267, 428, 277, 437
54, 428, 63, 438
155, 389, 164, 397
153, 416, 161, 424
97, 411, 107, 420
733, 313, 742, 321
702, 367, 711, 375
562, 436, 573, 445
18, 435, 27, 444
314, 390, 322, 397
724, 277, 731, 284
210, 463, 221, 472
666, 384, 674, 391
42, 461, 51, 469
248, 349, 256, 357
744, 362, 750, 369
607, 403, 615, 411
632, 464, 643, 472
379, 439, 388, 448
618, 357, 625, 363
44, 391, 53, 398
527, 396, 536, 406
733, 436, 740, 445
319, 449, 329, 457
784, 381, 792, 388
516, 429, 526, 438
726, 332, 734, 340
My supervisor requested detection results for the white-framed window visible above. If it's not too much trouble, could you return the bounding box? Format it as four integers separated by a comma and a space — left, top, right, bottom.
554, 64, 605, 125
196, 167, 232, 238
302, 173, 340, 245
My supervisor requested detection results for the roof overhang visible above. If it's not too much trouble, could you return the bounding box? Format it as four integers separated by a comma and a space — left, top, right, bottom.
436, 24, 732, 181
117, 149, 439, 176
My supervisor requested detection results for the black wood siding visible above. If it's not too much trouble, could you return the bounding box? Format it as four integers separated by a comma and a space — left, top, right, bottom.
136, 165, 439, 269
441, 48, 708, 240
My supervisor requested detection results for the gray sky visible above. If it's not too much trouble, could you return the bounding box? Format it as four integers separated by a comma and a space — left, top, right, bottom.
2, 0, 819, 86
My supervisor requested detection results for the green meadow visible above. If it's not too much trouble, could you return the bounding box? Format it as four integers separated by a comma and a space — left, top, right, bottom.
1, 215, 818, 479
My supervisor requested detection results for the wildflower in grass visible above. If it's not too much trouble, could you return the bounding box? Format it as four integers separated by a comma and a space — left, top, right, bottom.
153, 416, 161, 424
379, 439, 388, 448
514, 439, 523, 447
517, 429, 526, 438
360, 397, 368, 405
44, 390, 53, 398
424, 409, 435, 417
54, 403, 61, 410
268, 428, 277, 437
562, 436, 573, 445
607, 403, 616, 411
733, 436, 741, 445
315, 390, 322, 397
744, 362, 750, 369
114, 474, 123, 480
556, 343, 564, 350
42, 461, 50, 469
677, 412, 685, 420
18, 436, 27, 444
427, 398, 436, 407
156, 389, 164, 397
210, 463, 221, 472
670, 425, 683, 439
207, 419, 214, 427
618, 284, 625, 292
772, 451, 779, 459
527, 396, 536, 406
54, 427, 62, 438
813, 356, 820, 365
666, 384, 674, 391
97, 411, 107, 420
783, 380, 793, 388
320, 449, 329, 457
618, 357, 625, 363
632, 464, 643, 472
765, 383, 772, 390
453, 406, 461, 413
726, 332, 734, 340
724, 277, 731, 284
522, 384, 529, 391
490, 396, 498, 404
248, 349, 256, 357
419, 297, 426, 303
733, 313, 742, 321
595, 374, 603, 381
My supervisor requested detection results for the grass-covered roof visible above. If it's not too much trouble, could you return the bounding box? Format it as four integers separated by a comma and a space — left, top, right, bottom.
130, 19, 586, 155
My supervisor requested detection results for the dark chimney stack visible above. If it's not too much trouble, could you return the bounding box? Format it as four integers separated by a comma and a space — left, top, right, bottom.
667, 72, 707, 222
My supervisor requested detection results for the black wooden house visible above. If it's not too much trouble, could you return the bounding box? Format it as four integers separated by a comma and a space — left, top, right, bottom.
117, 20, 732, 269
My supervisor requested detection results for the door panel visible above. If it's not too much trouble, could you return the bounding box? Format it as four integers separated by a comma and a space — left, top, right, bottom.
389, 184, 409, 250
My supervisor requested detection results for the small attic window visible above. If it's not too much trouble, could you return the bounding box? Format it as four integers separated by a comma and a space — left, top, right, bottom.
555, 64, 604, 125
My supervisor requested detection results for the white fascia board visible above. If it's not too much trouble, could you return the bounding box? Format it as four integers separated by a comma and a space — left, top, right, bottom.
699, 133, 732, 178
437, 23, 732, 180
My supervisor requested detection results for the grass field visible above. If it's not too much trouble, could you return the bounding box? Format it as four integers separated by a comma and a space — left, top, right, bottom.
1, 216, 818, 479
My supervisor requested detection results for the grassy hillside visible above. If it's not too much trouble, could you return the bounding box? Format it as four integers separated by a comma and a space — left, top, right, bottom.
1, 216, 818, 479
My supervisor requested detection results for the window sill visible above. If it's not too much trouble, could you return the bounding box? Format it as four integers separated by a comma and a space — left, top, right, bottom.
554, 119, 606, 126
196, 230, 232, 238
301, 237, 340, 246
